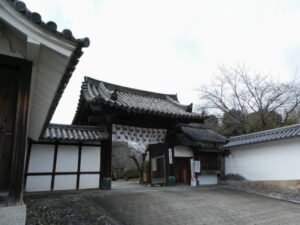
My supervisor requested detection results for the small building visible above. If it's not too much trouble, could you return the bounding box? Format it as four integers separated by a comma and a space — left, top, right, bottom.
149, 123, 228, 186
224, 124, 300, 185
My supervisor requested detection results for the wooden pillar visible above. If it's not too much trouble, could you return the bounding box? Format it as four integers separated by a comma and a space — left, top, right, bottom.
76, 143, 82, 190
50, 142, 58, 191
5, 57, 32, 206
220, 153, 225, 179
100, 123, 112, 190
148, 148, 152, 185
23, 139, 32, 190
164, 130, 176, 186
164, 144, 169, 185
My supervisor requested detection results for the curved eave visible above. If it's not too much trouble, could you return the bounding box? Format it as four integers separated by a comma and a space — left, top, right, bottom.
6, 0, 90, 48
84, 76, 179, 101
92, 98, 203, 122
73, 87, 204, 124
38, 46, 86, 139
0, 1, 90, 140
73, 79, 205, 124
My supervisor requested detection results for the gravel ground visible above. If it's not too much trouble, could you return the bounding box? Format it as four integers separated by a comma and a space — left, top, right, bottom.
88, 182, 300, 225
24, 191, 123, 225
24, 181, 300, 225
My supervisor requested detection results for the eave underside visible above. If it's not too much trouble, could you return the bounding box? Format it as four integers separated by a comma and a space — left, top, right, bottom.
73, 99, 204, 128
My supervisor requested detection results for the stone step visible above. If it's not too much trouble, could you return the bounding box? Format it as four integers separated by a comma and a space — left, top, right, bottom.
0, 191, 8, 206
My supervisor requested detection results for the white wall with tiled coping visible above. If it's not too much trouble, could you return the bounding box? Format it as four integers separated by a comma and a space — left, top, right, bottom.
26, 144, 101, 192
225, 138, 300, 181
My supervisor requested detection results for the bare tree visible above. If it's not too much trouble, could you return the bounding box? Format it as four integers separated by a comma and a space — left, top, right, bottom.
127, 142, 148, 184
199, 64, 300, 132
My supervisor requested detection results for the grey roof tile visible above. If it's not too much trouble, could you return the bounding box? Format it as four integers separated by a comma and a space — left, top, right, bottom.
42, 123, 109, 142
8, 0, 90, 47
176, 123, 228, 146
73, 77, 203, 123
224, 124, 300, 148
182, 124, 228, 144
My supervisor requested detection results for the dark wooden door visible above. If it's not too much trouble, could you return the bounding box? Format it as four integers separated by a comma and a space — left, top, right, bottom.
0, 55, 31, 205
174, 158, 191, 184
0, 66, 19, 192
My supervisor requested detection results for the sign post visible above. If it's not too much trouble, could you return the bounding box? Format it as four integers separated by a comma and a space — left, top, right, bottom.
190, 159, 197, 186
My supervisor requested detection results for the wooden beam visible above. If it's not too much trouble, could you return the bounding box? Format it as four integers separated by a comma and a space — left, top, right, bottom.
27, 171, 101, 176
76, 143, 82, 189
50, 143, 58, 191
23, 139, 32, 190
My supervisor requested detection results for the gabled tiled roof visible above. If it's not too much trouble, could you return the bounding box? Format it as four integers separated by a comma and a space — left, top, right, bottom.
175, 123, 228, 146
42, 124, 109, 142
73, 77, 203, 122
224, 124, 300, 148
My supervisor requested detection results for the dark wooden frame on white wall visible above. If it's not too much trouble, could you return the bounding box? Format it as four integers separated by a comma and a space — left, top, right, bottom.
24, 140, 101, 191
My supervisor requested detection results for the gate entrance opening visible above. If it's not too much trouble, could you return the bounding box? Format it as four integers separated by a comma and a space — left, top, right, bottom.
174, 158, 191, 184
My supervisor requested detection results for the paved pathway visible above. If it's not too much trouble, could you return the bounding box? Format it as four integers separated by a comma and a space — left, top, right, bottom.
87, 181, 300, 225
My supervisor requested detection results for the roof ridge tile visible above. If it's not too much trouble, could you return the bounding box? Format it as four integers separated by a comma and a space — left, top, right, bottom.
225, 124, 300, 148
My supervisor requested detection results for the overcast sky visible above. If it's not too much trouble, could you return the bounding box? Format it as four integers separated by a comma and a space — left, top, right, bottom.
26, 0, 300, 124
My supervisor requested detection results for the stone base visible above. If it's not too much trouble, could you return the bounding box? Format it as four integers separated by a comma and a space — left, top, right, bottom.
0, 205, 26, 225
100, 178, 112, 190
167, 176, 176, 186
222, 180, 300, 194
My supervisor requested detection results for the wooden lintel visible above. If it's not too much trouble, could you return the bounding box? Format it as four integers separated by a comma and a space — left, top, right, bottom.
26, 37, 40, 63
88, 115, 110, 124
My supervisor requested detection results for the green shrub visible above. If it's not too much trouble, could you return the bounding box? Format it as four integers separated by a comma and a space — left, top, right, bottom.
124, 168, 139, 180
112, 168, 125, 180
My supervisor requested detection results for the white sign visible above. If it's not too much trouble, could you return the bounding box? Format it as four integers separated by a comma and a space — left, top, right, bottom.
151, 158, 157, 171
190, 159, 195, 179
194, 160, 201, 173
168, 148, 173, 164
191, 178, 197, 187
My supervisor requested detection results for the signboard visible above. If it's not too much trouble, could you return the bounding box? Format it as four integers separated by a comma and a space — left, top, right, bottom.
168, 148, 173, 164
190, 159, 195, 177
191, 178, 197, 187
194, 160, 201, 173
151, 158, 157, 171
190, 159, 197, 186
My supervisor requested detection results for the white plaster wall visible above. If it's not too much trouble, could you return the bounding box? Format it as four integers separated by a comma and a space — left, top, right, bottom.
28, 144, 54, 173
197, 175, 218, 185
79, 175, 100, 189
26, 144, 101, 192
81, 146, 100, 172
225, 138, 300, 181
0, 34, 23, 58
26, 176, 51, 192
56, 145, 78, 172
174, 146, 193, 158
54, 175, 77, 190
